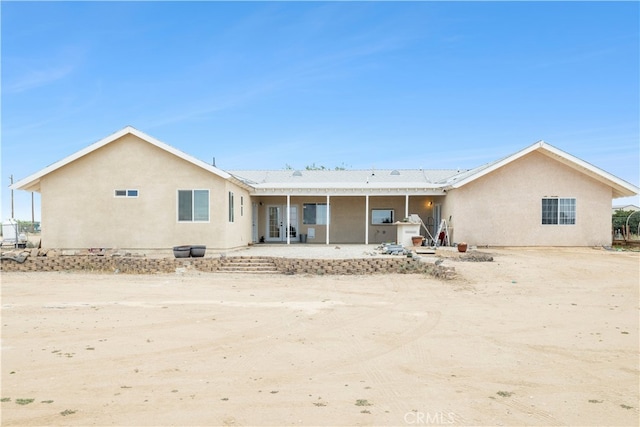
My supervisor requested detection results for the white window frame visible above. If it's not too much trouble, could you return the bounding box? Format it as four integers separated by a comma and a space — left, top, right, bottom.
303, 203, 327, 225
229, 191, 235, 223
541, 197, 576, 225
114, 189, 139, 198
177, 189, 210, 223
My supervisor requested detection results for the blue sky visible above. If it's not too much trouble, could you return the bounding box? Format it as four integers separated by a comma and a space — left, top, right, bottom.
2, 0, 639, 221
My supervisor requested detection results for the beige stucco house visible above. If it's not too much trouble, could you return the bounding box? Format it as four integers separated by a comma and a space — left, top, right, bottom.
11, 126, 638, 250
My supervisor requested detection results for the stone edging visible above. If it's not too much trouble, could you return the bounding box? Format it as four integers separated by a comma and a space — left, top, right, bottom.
0, 255, 455, 279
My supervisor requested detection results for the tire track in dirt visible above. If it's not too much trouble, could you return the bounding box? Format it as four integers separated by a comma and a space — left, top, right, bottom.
4, 282, 493, 423
359, 363, 406, 415
6, 301, 307, 388
241, 307, 443, 391
6, 278, 407, 378
494, 395, 564, 426
155, 285, 444, 410
210, 280, 409, 376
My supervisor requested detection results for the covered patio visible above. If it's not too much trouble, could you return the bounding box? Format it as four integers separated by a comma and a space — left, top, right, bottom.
229, 168, 455, 246
250, 192, 446, 245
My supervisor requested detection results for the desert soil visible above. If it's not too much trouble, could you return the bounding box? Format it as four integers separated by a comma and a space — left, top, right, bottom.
1, 247, 638, 426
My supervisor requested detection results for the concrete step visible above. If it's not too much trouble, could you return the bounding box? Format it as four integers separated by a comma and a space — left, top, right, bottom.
223, 257, 273, 263
218, 265, 278, 271
221, 262, 276, 268
218, 269, 279, 273
219, 257, 279, 274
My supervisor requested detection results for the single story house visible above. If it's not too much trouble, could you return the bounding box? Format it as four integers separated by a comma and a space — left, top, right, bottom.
612, 204, 640, 213
11, 126, 638, 250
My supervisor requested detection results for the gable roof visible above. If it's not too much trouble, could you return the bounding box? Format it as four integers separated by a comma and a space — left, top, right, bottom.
444, 141, 639, 199
12, 128, 637, 200
11, 126, 251, 192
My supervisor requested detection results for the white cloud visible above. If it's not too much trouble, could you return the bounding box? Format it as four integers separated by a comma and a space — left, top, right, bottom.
4, 64, 75, 94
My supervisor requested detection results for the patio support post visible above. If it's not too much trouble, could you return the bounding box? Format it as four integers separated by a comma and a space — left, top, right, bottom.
365, 195, 369, 244
405, 194, 409, 219
326, 195, 330, 245
286, 194, 291, 245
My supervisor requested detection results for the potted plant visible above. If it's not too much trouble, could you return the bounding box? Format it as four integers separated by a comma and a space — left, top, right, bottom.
411, 236, 424, 246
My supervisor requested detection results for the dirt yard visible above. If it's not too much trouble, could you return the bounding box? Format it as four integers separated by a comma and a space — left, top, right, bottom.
1, 247, 638, 426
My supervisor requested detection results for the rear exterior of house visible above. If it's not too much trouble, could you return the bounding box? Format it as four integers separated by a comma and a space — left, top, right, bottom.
11, 126, 639, 250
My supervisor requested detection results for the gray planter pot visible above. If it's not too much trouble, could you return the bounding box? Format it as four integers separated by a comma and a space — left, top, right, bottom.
190, 245, 206, 257
173, 245, 191, 258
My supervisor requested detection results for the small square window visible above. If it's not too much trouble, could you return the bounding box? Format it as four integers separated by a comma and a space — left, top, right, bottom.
115, 189, 138, 198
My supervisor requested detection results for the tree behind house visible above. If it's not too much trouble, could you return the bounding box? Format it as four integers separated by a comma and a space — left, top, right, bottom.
612, 209, 640, 237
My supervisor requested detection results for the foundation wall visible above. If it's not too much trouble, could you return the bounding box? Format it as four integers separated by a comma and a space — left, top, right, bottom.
1, 256, 455, 278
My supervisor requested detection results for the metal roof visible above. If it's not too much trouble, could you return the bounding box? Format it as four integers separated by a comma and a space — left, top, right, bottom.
229, 169, 464, 187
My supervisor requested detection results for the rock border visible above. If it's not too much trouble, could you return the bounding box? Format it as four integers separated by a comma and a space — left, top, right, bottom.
0, 251, 456, 279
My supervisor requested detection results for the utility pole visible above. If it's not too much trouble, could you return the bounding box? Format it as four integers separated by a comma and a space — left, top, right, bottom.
10, 174, 14, 219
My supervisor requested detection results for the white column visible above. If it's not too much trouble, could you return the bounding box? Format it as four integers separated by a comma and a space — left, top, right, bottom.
365, 195, 369, 244
286, 194, 291, 245
326, 195, 330, 245
405, 194, 409, 219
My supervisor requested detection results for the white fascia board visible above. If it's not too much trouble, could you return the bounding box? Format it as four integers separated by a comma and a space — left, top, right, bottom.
250, 186, 447, 197
228, 176, 255, 192
132, 128, 255, 191
447, 141, 542, 189
447, 141, 639, 198
126, 127, 232, 180
11, 126, 133, 192
11, 126, 237, 191
11, 174, 39, 192
540, 143, 639, 198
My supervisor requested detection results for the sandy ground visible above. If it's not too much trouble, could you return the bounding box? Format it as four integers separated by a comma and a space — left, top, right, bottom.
1, 247, 638, 426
